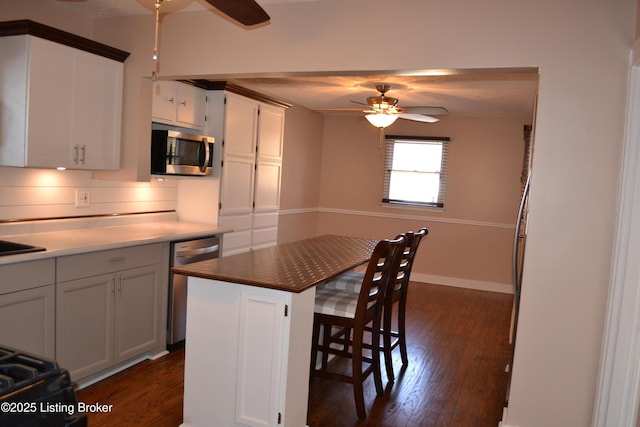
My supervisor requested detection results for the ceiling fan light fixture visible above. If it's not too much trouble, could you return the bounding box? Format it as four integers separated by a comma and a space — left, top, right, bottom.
365, 113, 398, 128
367, 96, 398, 112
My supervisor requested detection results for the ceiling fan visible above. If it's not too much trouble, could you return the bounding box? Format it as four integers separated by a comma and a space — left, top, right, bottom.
190, 0, 270, 26
355, 84, 448, 128
56, 0, 270, 26
149, 0, 269, 79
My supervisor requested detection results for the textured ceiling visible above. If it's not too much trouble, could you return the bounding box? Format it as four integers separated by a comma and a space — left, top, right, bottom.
48, 0, 539, 119
225, 69, 538, 118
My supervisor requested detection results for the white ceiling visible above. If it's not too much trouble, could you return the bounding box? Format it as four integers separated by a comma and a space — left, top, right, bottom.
224, 70, 538, 118
48, 0, 539, 119
50, 0, 319, 19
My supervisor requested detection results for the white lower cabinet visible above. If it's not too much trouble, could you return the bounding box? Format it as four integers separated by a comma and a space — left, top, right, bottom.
56, 244, 165, 381
183, 278, 314, 427
0, 259, 55, 358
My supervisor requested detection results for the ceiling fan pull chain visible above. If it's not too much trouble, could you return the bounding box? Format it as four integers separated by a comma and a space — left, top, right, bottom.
152, 0, 162, 81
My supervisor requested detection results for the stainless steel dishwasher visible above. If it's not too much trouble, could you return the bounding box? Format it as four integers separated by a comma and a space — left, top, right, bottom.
168, 235, 220, 345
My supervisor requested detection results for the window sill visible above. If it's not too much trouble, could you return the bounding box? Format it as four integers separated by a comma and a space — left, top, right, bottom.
380, 202, 445, 213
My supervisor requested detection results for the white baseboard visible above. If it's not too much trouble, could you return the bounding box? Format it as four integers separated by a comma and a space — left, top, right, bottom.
150, 350, 170, 360
411, 272, 513, 294
76, 353, 151, 390
499, 406, 519, 427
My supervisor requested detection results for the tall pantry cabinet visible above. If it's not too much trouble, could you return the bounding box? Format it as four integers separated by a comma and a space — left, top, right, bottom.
207, 87, 288, 256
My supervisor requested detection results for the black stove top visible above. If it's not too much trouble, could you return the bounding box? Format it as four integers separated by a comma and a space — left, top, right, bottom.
0, 347, 60, 393
0, 346, 86, 427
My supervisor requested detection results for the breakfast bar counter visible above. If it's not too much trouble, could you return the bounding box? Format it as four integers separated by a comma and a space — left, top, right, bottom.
172, 235, 379, 292
173, 235, 378, 427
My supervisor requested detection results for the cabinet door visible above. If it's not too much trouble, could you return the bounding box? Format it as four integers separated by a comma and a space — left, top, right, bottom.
235, 289, 286, 427
220, 156, 256, 216
254, 159, 282, 213
225, 93, 259, 157
219, 93, 258, 217
26, 37, 75, 168
257, 104, 285, 161
0, 285, 55, 358
151, 80, 176, 124
114, 264, 161, 362
72, 50, 122, 170
56, 273, 114, 380
253, 104, 284, 249
176, 83, 207, 130
254, 103, 284, 212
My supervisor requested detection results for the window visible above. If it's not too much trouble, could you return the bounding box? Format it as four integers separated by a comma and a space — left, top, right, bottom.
382, 135, 450, 208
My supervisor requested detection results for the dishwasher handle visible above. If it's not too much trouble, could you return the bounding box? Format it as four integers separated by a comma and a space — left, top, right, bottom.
176, 244, 219, 260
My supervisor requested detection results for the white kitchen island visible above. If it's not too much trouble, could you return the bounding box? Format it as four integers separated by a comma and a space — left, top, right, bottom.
173, 235, 378, 427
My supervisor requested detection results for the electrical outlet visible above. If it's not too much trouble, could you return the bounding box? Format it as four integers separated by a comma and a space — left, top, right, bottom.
75, 188, 91, 208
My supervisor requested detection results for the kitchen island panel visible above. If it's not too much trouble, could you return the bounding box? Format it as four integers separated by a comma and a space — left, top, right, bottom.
182, 277, 314, 427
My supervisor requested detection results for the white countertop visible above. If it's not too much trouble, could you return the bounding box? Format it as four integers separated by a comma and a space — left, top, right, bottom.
0, 212, 230, 265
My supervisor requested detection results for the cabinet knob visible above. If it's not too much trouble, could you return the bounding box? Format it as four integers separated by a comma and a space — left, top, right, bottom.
167, 97, 174, 104
179, 100, 187, 107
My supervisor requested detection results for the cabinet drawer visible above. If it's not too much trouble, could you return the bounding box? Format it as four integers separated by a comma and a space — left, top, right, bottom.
252, 227, 278, 250
57, 243, 164, 282
0, 259, 55, 294
218, 214, 253, 231
253, 211, 279, 229
221, 230, 252, 256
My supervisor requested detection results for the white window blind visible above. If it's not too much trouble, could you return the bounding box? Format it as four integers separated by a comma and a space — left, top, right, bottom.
382, 135, 450, 208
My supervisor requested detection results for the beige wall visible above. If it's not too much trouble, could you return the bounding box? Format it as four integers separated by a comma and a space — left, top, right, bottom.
315, 114, 527, 290
277, 105, 324, 242
123, 1, 636, 424
1, 0, 636, 426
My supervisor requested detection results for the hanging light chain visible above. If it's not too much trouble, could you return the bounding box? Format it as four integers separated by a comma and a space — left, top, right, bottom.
152, 0, 162, 81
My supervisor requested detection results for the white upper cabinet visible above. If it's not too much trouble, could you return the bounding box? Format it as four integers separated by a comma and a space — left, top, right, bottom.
254, 104, 285, 214
0, 25, 127, 170
72, 49, 123, 170
219, 93, 260, 217
208, 87, 288, 255
152, 80, 207, 131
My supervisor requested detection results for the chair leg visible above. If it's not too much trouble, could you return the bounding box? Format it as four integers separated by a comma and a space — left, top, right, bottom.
383, 304, 395, 382
310, 317, 321, 372
351, 336, 366, 419
372, 316, 384, 396
398, 297, 408, 367
343, 327, 351, 351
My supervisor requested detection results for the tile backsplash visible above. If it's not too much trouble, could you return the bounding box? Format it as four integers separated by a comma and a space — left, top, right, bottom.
0, 167, 178, 221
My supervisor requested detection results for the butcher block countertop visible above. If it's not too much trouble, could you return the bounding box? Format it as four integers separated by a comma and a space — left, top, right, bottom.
172, 235, 379, 293
0, 212, 229, 266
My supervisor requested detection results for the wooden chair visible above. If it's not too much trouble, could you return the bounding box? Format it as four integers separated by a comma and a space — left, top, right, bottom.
322, 227, 428, 382
310, 236, 405, 419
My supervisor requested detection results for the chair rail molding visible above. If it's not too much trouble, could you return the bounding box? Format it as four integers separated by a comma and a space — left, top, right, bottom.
279, 207, 515, 230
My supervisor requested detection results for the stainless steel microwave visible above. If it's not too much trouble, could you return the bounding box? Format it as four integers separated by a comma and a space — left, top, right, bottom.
151, 126, 214, 176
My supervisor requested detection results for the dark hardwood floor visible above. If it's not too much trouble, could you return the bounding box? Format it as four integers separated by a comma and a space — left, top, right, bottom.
77, 283, 514, 427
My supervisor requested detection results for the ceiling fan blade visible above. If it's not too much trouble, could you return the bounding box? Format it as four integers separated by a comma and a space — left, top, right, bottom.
349, 100, 369, 107
401, 106, 449, 116
398, 113, 440, 123
204, 0, 270, 26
